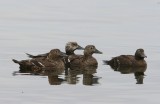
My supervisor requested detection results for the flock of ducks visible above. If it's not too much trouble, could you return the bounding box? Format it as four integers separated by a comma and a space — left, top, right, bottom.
12, 42, 147, 84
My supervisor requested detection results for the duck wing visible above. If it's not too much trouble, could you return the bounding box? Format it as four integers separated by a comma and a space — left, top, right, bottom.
106, 55, 134, 67
68, 55, 83, 66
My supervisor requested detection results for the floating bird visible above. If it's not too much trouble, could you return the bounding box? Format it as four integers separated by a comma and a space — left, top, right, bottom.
69, 45, 102, 67
12, 49, 66, 74
103, 48, 147, 67
26, 42, 84, 58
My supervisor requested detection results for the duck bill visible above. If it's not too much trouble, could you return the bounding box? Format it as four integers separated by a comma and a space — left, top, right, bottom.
141, 53, 147, 58
94, 49, 103, 54
77, 45, 84, 50
60, 52, 67, 57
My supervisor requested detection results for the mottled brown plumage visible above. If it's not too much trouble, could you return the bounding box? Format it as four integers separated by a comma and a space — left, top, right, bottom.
25, 42, 84, 69
26, 42, 84, 58
12, 49, 66, 74
69, 45, 102, 67
104, 48, 147, 67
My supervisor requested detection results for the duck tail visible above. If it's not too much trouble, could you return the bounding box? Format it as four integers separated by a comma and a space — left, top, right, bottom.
26, 53, 48, 58
103, 60, 110, 65
26, 53, 35, 58
12, 59, 20, 64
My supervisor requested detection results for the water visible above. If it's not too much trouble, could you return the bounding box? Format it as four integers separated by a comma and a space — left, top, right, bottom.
0, 0, 160, 103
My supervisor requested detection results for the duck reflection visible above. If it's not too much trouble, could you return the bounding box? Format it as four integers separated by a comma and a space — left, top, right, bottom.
13, 67, 65, 85
48, 75, 64, 85
65, 67, 82, 84
13, 63, 102, 86
41, 68, 65, 85
109, 65, 147, 84
66, 66, 101, 86
134, 72, 145, 84
82, 66, 100, 85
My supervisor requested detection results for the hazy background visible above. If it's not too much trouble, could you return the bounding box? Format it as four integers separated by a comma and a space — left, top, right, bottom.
0, 0, 160, 104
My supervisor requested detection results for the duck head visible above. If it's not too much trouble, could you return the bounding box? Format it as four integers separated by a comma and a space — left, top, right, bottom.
84, 45, 102, 56
135, 48, 147, 59
48, 49, 66, 60
65, 42, 84, 55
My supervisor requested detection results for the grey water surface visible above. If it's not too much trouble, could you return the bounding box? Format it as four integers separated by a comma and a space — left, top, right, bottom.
0, 0, 160, 104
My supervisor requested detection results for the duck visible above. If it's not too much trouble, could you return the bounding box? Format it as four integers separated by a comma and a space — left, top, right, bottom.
26, 42, 84, 58
12, 49, 66, 74
68, 45, 102, 67
103, 48, 147, 67
26, 42, 84, 70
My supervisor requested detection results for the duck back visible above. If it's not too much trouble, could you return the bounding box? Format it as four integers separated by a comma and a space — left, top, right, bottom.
105, 55, 147, 67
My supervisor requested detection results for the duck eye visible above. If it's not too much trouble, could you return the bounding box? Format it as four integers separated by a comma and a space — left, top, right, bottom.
72, 43, 77, 46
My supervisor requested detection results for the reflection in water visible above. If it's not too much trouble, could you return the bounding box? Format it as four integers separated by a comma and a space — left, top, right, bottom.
13, 66, 65, 85
108, 65, 147, 84
48, 75, 65, 85
66, 66, 101, 86
134, 72, 145, 84
66, 67, 82, 84
43, 68, 65, 85
13, 66, 101, 86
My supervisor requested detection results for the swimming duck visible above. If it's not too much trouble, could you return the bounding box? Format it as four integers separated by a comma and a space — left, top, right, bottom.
26, 42, 84, 58
103, 48, 147, 67
12, 49, 66, 74
69, 45, 102, 67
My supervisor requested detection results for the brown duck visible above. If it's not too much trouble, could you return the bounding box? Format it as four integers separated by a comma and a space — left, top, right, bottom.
26, 42, 84, 58
12, 49, 66, 74
68, 45, 102, 67
103, 48, 147, 67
